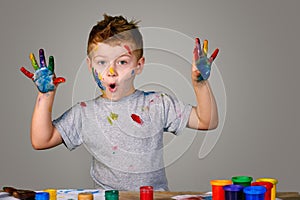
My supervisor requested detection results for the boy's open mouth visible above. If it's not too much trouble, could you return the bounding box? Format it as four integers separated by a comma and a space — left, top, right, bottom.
109, 83, 116, 89
108, 83, 117, 92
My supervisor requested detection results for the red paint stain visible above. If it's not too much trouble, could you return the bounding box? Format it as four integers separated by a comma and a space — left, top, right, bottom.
80, 102, 87, 107
124, 45, 132, 55
131, 114, 143, 125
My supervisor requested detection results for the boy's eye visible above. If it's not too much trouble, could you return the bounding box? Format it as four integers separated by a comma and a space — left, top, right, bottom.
118, 60, 128, 65
98, 61, 107, 65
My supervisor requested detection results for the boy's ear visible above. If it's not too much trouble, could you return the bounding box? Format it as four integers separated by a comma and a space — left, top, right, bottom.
86, 57, 92, 72
135, 57, 145, 75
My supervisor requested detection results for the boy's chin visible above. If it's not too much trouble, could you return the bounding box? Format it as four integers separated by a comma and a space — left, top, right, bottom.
101, 88, 135, 101
101, 90, 123, 101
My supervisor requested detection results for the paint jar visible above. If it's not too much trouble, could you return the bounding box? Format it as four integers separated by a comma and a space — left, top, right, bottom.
140, 186, 153, 200
35, 192, 50, 200
251, 181, 273, 200
243, 186, 266, 200
210, 180, 232, 200
256, 178, 278, 200
105, 190, 119, 200
223, 184, 244, 200
232, 176, 253, 187
78, 192, 94, 200
43, 189, 56, 200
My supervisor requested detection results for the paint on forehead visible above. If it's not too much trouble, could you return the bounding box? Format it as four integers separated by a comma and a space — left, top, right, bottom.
92, 45, 99, 53
124, 45, 132, 55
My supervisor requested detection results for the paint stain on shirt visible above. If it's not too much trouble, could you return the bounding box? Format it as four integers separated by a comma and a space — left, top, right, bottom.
131, 113, 143, 125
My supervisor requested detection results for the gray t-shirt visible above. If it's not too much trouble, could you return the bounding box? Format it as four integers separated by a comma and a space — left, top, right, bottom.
53, 90, 192, 191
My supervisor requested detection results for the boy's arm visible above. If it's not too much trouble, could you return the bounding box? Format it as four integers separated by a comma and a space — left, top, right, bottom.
31, 91, 63, 150
187, 80, 218, 130
187, 38, 219, 130
20, 49, 65, 149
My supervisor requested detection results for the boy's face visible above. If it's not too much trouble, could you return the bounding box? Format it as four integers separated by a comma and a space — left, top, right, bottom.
87, 42, 144, 101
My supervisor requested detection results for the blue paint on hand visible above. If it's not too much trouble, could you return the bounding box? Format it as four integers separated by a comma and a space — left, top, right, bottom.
33, 67, 55, 93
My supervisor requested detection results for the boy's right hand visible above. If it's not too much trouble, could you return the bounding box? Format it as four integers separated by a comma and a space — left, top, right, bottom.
20, 49, 65, 93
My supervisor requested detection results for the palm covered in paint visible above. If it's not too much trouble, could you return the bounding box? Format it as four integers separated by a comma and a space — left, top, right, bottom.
193, 38, 219, 81
20, 49, 65, 93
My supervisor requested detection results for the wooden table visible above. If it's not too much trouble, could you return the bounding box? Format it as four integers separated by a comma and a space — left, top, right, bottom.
119, 191, 300, 200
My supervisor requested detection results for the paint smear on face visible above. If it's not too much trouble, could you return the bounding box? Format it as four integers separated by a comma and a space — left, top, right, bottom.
109, 67, 115, 74
124, 45, 132, 55
92, 67, 106, 91
131, 69, 135, 76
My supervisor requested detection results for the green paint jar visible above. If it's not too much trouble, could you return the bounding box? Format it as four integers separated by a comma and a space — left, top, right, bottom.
232, 176, 253, 186
105, 190, 119, 200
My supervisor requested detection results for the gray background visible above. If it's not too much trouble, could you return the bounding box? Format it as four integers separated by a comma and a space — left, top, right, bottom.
0, 0, 299, 192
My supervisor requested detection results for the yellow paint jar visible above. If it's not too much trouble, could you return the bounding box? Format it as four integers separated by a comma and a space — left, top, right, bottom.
256, 178, 278, 200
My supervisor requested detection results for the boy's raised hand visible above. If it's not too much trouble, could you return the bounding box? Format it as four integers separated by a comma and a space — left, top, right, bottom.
20, 49, 65, 93
192, 38, 219, 82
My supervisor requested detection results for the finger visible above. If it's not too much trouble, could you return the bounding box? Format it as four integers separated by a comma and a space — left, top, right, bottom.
203, 40, 208, 56
39, 49, 47, 68
48, 56, 54, 72
20, 67, 34, 79
193, 38, 201, 65
209, 48, 219, 62
29, 53, 39, 70
53, 77, 66, 85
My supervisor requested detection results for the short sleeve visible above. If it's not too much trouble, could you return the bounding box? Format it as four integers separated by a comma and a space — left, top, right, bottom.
52, 103, 83, 150
162, 93, 192, 135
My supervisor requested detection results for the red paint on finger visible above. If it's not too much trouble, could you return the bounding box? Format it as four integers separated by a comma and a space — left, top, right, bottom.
210, 48, 219, 62
53, 77, 66, 85
20, 67, 34, 79
193, 46, 199, 61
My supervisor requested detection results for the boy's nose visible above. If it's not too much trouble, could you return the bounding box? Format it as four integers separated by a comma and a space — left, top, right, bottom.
108, 65, 117, 76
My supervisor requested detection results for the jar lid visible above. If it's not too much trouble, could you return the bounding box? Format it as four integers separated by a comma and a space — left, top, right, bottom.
223, 184, 244, 192
78, 192, 93, 200
105, 190, 119, 199
232, 176, 253, 183
243, 186, 267, 195
210, 180, 232, 186
251, 181, 273, 189
35, 192, 49, 200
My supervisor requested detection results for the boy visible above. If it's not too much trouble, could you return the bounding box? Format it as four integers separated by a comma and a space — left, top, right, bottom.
20, 14, 219, 191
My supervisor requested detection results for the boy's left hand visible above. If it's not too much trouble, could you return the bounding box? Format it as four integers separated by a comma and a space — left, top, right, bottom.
192, 38, 219, 82
20, 49, 65, 93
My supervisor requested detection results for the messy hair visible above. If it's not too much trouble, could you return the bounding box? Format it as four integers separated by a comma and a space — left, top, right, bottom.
87, 14, 143, 59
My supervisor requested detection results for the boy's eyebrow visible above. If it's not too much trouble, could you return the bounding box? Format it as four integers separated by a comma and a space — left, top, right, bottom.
93, 53, 132, 61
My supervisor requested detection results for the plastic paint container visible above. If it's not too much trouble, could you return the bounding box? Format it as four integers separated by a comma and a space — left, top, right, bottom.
210, 180, 232, 200
243, 186, 266, 200
140, 186, 154, 200
105, 190, 119, 200
78, 192, 94, 200
35, 192, 50, 200
256, 178, 278, 200
232, 176, 253, 187
43, 189, 56, 200
223, 184, 244, 200
251, 181, 273, 200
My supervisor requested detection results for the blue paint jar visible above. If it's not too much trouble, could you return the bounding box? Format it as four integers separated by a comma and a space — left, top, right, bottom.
243, 186, 266, 200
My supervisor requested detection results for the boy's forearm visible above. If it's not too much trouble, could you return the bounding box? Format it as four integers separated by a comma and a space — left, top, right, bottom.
193, 81, 218, 130
30, 91, 56, 149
